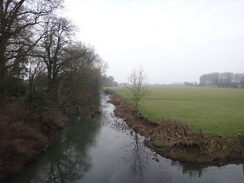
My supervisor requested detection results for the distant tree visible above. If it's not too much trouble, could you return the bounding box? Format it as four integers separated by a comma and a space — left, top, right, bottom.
224, 72, 234, 88
199, 73, 219, 87
240, 76, 244, 88
184, 82, 197, 87
101, 75, 118, 87
233, 73, 243, 88
199, 72, 244, 88
126, 67, 149, 111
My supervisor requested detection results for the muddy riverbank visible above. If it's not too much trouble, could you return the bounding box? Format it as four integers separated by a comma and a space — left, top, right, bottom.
106, 90, 244, 165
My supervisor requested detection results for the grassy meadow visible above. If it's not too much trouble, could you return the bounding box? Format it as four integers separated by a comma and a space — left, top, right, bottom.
109, 86, 244, 136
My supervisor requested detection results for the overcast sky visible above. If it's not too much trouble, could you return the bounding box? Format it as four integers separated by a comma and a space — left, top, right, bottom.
64, 0, 244, 84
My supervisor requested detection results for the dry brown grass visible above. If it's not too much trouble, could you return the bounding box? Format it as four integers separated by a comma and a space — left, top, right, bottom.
0, 102, 67, 182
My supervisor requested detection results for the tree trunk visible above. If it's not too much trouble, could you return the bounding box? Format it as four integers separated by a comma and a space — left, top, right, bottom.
0, 42, 6, 108
0, 60, 5, 108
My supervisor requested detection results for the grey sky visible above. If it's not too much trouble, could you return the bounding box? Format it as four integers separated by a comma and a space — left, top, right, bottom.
64, 0, 244, 84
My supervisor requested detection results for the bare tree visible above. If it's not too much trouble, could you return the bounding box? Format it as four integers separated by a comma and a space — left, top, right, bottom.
36, 16, 75, 96
126, 67, 149, 111
0, 0, 63, 107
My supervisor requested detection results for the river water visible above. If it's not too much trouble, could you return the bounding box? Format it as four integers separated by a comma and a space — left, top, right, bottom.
9, 94, 244, 183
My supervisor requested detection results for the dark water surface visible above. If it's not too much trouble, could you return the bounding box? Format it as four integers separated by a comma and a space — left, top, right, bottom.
9, 94, 244, 183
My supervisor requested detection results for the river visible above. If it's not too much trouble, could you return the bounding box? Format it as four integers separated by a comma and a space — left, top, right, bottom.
8, 93, 244, 183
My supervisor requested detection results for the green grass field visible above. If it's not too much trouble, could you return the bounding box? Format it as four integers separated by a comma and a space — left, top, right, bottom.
109, 86, 244, 136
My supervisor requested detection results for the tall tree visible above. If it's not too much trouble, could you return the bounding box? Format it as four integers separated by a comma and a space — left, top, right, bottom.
0, 0, 63, 107
58, 42, 105, 109
37, 16, 75, 98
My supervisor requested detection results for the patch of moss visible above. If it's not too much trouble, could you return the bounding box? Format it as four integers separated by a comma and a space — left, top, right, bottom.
153, 140, 168, 148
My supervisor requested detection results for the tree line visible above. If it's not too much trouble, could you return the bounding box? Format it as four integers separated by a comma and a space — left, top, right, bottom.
0, 0, 107, 111
199, 72, 244, 88
101, 75, 118, 87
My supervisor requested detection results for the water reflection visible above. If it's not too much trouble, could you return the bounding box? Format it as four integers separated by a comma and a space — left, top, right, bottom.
101, 98, 152, 182
120, 130, 172, 183
130, 133, 147, 182
9, 116, 101, 183
170, 161, 209, 178
170, 160, 244, 178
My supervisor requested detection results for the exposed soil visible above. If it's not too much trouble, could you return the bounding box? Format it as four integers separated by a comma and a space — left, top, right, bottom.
106, 90, 244, 165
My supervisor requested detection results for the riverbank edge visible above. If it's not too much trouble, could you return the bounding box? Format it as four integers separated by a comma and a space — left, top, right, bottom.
105, 89, 244, 165
0, 102, 70, 182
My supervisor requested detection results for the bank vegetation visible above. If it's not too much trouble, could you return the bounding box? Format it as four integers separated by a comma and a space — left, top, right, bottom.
0, 1, 107, 181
